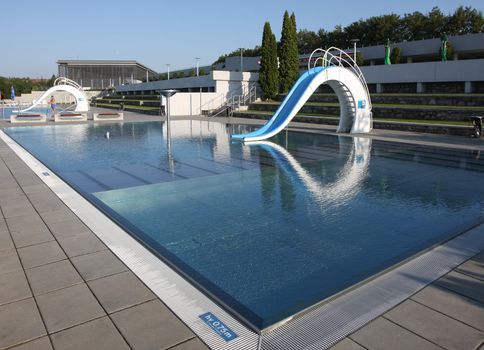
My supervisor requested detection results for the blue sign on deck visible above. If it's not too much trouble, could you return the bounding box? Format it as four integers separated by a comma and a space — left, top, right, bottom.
199, 312, 238, 341
358, 99, 366, 109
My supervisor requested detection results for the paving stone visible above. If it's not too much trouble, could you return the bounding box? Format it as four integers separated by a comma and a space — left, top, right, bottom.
27, 192, 65, 213
50, 316, 130, 350
169, 338, 209, 350
7, 214, 54, 248
473, 250, 484, 263
436, 270, 484, 304
0, 248, 22, 274
0, 298, 46, 349
8, 337, 53, 350
350, 317, 441, 350
58, 231, 106, 257
329, 338, 366, 350
26, 260, 83, 296
22, 183, 50, 195
88, 271, 156, 313
456, 259, 484, 282
36, 283, 105, 333
412, 284, 484, 331
45, 216, 91, 239
0, 195, 37, 218
0, 269, 31, 306
385, 299, 484, 350
17, 241, 66, 269
0, 186, 24, 198
0, 221, 14, 251
71, 250, 127, 281
111, 300, 194, 350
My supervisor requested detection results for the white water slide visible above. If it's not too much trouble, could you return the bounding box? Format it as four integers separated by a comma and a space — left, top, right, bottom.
232, 47, 373, 142
20, 77, 89, 113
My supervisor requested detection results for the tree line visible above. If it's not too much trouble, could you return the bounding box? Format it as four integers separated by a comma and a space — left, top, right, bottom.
297, 6, 483, 54
0, 75, 56, 99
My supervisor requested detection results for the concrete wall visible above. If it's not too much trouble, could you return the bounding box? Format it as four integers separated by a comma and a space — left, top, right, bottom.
168, 92, 219, 116
361, 59, 484, 84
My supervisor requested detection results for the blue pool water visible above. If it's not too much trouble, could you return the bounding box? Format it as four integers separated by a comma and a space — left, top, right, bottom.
4, 121, 484, 330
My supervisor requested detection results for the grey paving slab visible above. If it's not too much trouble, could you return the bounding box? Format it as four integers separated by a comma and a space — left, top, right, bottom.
25, 260, 83, 296
0, 195, 37, 218
6, 214, 54, 248
350, 317, 441, 350
385, 299, 484, 350
50, 316, 130, 350
473, 250, 484, 263
71, 250, 127, 281
44, 215, 91, 239
412, 284, 484, 331
17, 241, 67, 269
0, 248, 22, 274
27, 191, 66, 213
436, 270, 484, 304
0, 269, 32, 306
170, 338, 210, 350
0, 298, 46, 349
328, 338, 366, 350
0, 185, 24, 198
36, 283, 105, 333
88, 271, 156, 313
57, 231, 106, 257
111, 300, 194, 350
22, 183, 51, 195
8, 337, 53, 350
0, 221, 14, 251
456, 259, 484, 282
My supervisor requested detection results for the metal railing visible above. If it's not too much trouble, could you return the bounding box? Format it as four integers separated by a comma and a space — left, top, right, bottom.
308, 47, 372, 110
54, 77, 84, 91
207, 82, 258, 118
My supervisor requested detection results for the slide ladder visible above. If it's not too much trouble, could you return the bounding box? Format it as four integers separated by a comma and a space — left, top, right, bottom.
20, 77, 89, 113
232, 47, 372, 142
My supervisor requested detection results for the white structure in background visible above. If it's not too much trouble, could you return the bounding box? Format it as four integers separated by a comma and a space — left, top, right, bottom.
116, 70, 259, 117
20, 77, 89, 113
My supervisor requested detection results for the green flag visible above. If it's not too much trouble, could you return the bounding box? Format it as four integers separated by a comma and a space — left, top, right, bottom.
441, 32, 448, 62
384, 39, 391, 65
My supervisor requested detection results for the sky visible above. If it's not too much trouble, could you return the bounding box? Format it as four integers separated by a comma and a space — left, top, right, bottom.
1, 0, 482, 77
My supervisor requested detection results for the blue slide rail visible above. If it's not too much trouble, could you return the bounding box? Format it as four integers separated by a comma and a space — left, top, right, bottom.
231, 66, 326, 142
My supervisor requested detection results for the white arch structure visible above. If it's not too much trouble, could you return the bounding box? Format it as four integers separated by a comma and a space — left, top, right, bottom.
20, 77, 89, 113
232, 47, 372, 142
253, 137, 371, 207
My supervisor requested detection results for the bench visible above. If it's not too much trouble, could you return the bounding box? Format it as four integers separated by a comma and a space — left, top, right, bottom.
93, 112, 124, 121
54, 113, 88, 122
10, 114, 47, 123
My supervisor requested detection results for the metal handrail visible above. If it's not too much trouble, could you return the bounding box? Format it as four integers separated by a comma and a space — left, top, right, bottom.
308, 47, 372, 110
54, 77, 83, 91
207, 82, 257, 117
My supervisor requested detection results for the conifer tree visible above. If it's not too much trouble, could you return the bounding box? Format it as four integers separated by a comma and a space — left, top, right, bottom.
259, 22, 279, 100
279, 11, 299, 93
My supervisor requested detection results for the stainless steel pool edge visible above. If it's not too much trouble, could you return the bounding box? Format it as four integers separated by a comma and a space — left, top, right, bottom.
0, 129, 260, 350
2, 127, 484, 350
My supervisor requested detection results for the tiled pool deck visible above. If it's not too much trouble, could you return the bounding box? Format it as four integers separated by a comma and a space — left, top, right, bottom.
0, 110, 483, 350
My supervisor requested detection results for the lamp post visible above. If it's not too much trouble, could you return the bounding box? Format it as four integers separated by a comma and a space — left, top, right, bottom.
350, 39, 360, 63
195, 57, 200, 77
166, 64, 171, 80
159, 89, 178, 174
240, 48, 244, 72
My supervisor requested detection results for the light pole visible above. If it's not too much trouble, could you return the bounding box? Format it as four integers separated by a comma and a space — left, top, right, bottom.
240, 48, 244, 72
166, 64, 171, 80
195, 57, 200, 77
350, 39, 360, 63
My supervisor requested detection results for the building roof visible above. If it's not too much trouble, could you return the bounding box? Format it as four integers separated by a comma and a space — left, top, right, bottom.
56, 60, 158, 74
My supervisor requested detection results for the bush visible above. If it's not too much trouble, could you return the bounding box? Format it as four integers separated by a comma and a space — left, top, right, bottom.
390, 47, 402, 64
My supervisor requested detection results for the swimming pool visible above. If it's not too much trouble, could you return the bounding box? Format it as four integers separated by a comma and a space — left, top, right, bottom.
4, 120, 484, 331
